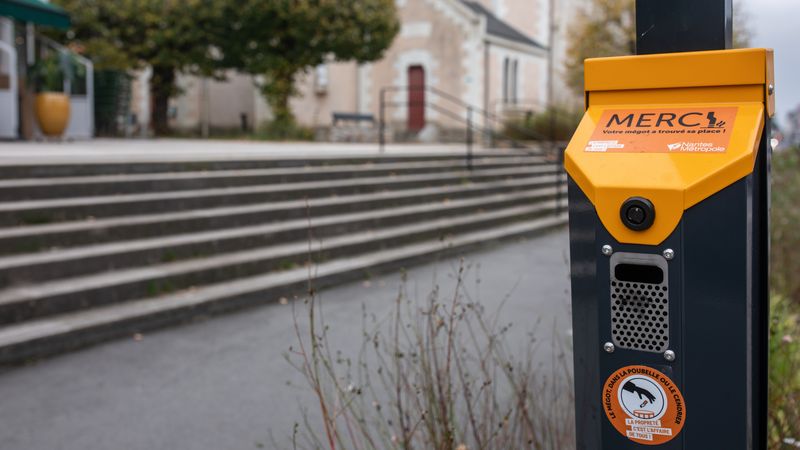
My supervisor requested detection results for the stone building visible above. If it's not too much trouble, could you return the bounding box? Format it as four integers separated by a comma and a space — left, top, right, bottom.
153, 0, 589, 138
286, 0, 547, 139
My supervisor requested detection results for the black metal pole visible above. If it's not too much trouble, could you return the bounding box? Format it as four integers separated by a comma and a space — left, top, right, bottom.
379, 89, 386, 153
634, 2, 769, 448
753, 118, 771, 450
466, 106, 473, 171
555, 145, 564, 216
635, 0, 732, 54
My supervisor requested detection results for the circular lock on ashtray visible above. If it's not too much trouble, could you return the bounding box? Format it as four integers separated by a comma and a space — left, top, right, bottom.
620, 197, 655, 231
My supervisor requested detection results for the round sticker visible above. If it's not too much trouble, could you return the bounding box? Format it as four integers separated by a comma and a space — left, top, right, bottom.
603, 365, 686, 445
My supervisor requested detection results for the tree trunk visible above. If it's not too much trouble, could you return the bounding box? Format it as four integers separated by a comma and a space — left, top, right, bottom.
272, 91, 292, 125
150, 66, 176, 136
260, 67, 296, 127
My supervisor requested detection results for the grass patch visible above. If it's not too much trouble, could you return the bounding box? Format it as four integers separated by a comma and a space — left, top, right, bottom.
769, 145, 800, 448
12, 241, 45, 255
20, 215, 53, 225
277, 259, 299, 271
160, 251, 178, 263
146, 280, 176, 297
254, 120, 315, 142
769, 296, 800, 448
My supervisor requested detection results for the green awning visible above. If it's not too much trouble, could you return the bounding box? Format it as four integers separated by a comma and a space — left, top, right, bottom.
0, 0, 70, 29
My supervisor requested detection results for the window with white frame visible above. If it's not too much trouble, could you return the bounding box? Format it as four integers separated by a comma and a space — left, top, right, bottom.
502, 57, 509, 104
502, 57, 519, 105
511, 59, 518, 104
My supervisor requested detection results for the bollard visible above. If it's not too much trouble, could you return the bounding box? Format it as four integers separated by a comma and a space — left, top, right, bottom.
564, 47, 774, 449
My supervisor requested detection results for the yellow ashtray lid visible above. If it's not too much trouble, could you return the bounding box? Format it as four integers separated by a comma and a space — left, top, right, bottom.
565, 102, 764, 245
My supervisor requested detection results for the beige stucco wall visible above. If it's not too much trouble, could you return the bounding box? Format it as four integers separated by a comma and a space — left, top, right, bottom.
286, 0, 486, 131
487, 45, 547, 121
209, 73, 256, 129
170, 75, 200, 130
468, 0, 545, 43
170, 71, 257, 132
373, 0, 482, 129
478, 0, 584, 109
290, 62, 359, 128
503, 0, 546, 44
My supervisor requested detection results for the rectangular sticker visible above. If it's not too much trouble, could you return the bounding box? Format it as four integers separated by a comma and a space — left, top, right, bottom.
586, 107, 738, 153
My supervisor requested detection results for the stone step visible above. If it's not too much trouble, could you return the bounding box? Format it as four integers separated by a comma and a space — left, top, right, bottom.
0, 156, 547, 201
0, 214, 567, 365
0, 174, 565, 255
0, 151, 539, 179
0, 201, 561, 326
0, 186, 565, 284
0, 165, 558, 226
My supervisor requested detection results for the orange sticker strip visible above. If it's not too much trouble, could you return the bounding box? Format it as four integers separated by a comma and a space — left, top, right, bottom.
586, 107, 738, 154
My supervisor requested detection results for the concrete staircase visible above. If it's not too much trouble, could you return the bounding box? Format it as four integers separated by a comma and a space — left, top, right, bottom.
0, 152, 566, 364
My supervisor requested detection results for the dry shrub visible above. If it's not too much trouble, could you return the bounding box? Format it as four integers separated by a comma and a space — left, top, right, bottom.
286, 262, 574, 450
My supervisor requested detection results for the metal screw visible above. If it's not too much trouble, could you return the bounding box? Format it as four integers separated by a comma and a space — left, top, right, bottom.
602, 245, 613, 256
663, 248, 675, 260
768, 84, 775, 95
663, 350, 676, 362
603, 342, 615, 353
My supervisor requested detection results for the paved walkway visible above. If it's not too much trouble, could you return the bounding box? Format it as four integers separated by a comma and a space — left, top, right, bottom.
0, 139, 519, 166
0, 229, 571, 450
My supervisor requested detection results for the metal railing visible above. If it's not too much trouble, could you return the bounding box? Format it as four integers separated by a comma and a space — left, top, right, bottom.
378, 85, 567, 215
379, 86, 558, 152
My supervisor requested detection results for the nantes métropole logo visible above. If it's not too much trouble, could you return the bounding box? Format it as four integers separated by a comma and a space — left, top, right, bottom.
585, 107, 738, 154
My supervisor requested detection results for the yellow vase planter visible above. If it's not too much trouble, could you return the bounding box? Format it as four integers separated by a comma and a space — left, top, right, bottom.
35, 92, 71, 137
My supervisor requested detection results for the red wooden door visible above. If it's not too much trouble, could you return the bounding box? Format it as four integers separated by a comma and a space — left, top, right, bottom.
407, 66, 425, 132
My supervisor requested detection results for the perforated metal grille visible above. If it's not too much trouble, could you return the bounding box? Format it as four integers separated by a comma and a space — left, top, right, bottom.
610, 277, 669, 353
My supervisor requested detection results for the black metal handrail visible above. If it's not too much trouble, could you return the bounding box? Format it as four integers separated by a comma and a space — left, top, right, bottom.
427, 86, 557, 142
380, 86, 555, 144
381, 92, 533, 156
377, 85, 567, 218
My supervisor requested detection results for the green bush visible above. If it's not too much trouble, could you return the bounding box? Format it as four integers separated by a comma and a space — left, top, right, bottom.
29, 52, 65, 93
770, 145, 800, 449
501, 106, 582, 142
28, 50, 86, 94
769, 296, 800, 449
255, 119, 314, 141
772, 146, 800, 304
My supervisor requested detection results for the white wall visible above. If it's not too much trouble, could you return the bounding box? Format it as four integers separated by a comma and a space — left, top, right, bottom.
170, 71, 257, 132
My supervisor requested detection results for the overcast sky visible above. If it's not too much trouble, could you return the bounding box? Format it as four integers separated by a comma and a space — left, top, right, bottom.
743, 0, 800, 126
